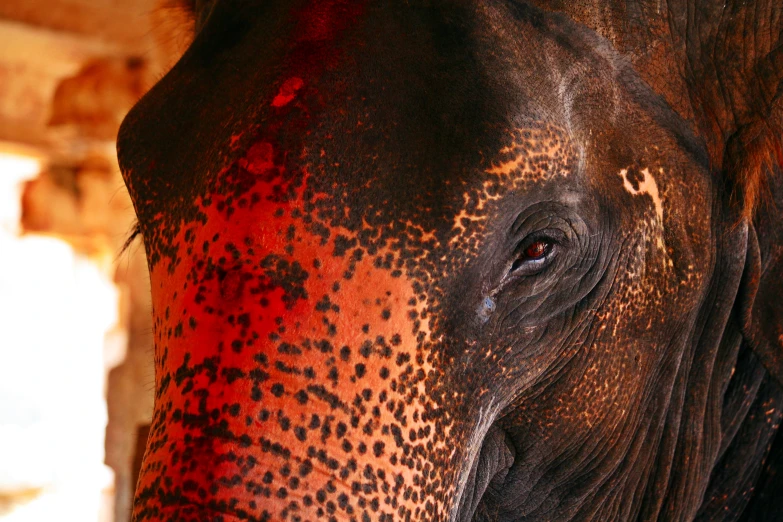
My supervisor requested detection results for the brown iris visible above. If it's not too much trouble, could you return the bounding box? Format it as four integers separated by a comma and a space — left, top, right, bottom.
510, 239, 552, 273
524, 240, 549, 259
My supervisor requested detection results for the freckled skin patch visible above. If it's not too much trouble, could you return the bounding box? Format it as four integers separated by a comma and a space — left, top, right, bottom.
450, 123, 577, 252
618, 167, 663, 223
136, 156, 453, 520
486, 124, 575, 181
119, 1, 783, 521
618, 166, 669, 267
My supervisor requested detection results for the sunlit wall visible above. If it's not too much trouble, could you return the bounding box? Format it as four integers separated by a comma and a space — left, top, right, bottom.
0, 151, 120, 522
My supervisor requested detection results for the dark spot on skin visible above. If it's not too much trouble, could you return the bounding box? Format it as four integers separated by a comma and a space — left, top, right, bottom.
316, 340, 333, 353
278, 342, 302, 355
299, 460, 313, 477
251, 387, 263, 401
332, 235, 356, 257
373, 441, 385, 457
222, 367, 245, 383
624, 164, 644, 191
250, 368, 270, 382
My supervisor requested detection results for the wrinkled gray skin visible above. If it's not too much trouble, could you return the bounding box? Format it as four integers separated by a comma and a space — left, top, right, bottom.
119, 1, 783, 520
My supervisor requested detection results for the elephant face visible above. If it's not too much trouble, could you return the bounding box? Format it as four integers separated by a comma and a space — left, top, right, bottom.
119, 1, 783, 521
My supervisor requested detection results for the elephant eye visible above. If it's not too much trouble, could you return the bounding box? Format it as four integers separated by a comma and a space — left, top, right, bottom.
524, 241, 548, 259
510, 239, 554, 274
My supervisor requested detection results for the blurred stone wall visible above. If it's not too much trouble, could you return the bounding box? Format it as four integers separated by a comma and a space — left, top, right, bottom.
0, 2, 194, 521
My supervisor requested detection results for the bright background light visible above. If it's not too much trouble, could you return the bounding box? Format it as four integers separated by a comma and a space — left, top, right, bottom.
0, 152, 119, 522
0, 4, 192, 520
0, 153, 41, 234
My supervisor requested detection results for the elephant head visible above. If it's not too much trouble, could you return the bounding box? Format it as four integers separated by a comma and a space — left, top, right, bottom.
119, 1, 783, 520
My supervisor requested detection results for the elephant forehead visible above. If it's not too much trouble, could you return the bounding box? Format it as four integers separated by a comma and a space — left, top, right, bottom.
486, 124, 575, 180
149, 139, 438, 382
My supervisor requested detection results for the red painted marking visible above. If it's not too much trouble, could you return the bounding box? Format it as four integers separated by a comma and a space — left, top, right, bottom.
271, 77, 305, 107
229, 132, 243, 148
138, 131, 441, 519
238, 141, 275, 175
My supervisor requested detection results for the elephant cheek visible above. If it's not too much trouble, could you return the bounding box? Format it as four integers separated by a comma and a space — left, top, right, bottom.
132, 176, 463, 520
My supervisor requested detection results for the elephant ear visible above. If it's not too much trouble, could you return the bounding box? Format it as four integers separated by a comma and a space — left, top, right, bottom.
740, 196, 783, 385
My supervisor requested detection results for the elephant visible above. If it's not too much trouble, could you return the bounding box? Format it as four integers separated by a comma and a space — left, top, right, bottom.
117, 0, 783, 520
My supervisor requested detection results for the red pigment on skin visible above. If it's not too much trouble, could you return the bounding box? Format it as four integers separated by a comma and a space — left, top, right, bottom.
296, 1, 357, 42
271, 77, 305, 107
136, 134, 444, 520
238, 142, 276, 175
277, 0, 367, 88
229, 132, 243, 148
219, 270, 245, 301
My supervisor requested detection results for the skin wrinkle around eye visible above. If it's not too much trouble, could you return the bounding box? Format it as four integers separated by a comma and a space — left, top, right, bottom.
509, 201, 576, 236
497, 211, 584, 289
503, 309, 597, 406
512, 231, 618, 333
498, 237, 642, 466
475, 195, 604, 392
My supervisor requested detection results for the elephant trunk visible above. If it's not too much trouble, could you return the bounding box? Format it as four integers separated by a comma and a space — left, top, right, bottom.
130, 189, 471, 520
